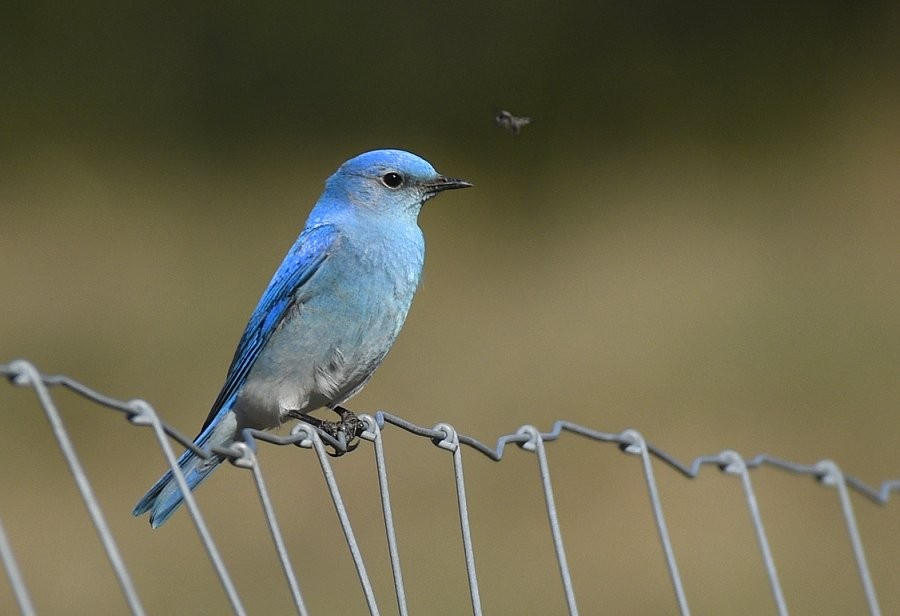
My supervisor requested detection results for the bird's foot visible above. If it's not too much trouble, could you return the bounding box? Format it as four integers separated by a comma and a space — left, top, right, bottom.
290, 406, 363, 457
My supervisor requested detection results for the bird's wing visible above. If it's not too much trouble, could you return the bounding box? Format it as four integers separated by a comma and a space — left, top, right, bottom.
199, 223, 340, 432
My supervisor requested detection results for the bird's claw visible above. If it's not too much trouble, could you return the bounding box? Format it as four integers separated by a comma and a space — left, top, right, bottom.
291, 406, 363, 457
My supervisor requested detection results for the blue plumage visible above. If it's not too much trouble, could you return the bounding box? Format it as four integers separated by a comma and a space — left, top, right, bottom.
133, 149, 470, 527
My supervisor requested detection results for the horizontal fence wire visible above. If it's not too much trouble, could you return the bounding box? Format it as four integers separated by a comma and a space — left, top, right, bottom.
2, 359, 898, 616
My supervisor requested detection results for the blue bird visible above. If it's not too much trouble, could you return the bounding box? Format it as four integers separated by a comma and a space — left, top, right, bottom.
134, 149, 471, 527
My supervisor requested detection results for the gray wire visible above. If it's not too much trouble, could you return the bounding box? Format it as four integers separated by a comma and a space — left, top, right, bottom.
0, 517, 35, 616
434, 423, 483, 616
620, 429, 690, 616
2, 363, 895, 506
3, 361, 898, 615
129, 400, 246, 616
517, 425, 579, 615
229, 441, 309, 616
717, 450, 788, 616
9, 360, 145, 616
360, 414, 409, 616
816, 460, 881, 616
293, 423, 381, 616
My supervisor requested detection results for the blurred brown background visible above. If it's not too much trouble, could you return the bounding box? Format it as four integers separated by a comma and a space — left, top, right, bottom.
2, 2, 899, 614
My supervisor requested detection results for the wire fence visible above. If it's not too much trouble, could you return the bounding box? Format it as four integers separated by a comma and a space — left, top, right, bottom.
2, 358, 898, 615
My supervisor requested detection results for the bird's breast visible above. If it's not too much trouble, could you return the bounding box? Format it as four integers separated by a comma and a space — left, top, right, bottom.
237, 226, 425, 424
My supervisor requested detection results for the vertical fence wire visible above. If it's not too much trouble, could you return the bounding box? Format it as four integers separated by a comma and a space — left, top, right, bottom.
717, 450, 788, 616
0, 517, 35, 616
517, 425, 578, 615
620, 429, 691, 616
360, 414, 409, 616
129, 400, 246, 616
434, 423, 483, 616
816, 460, 882, 616
9, 361, 145, 616
230, 441, 309, 616
293, 423, 380, 616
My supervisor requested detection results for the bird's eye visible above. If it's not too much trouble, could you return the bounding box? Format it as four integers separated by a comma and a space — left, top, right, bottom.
381, 172, 404, 189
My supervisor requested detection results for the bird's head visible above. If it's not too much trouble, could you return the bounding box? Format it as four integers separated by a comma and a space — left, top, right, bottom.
322, 149, 471, 219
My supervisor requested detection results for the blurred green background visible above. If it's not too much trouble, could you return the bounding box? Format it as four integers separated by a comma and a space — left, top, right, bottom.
2, 2, 899, 614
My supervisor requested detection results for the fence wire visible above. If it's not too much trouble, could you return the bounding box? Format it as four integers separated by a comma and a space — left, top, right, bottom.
2, 359, 898, 615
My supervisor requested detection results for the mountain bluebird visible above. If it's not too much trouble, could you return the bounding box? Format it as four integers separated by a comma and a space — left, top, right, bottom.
133, 149, 471, 527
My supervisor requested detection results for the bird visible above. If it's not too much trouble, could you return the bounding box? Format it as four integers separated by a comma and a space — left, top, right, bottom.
133, 149, 471, 528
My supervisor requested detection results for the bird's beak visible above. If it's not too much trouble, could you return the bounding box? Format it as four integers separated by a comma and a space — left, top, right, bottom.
425, 175, 473, 193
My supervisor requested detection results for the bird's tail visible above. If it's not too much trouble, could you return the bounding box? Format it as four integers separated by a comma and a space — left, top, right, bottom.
132, 410, 237, 528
